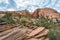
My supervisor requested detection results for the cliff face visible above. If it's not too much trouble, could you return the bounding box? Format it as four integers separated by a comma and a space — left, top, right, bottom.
32, 9, 40, 18
0, 8, 60, 19
32, 8, 60, 19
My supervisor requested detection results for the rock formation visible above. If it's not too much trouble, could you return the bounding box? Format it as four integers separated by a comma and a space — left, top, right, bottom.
32, 8, 60, 19
0, 26, 49, 40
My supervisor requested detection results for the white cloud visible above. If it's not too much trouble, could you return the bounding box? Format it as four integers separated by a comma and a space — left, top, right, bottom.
0, 0, 60, 12
7, 8, 16, 11
14, 0, 60, 12
55, 1, 60, 8
14, 0, 52, 8
14, 0, 40, 8
27, 6, 40, 12
0, 7, 7, 11
0, 0, 9, 4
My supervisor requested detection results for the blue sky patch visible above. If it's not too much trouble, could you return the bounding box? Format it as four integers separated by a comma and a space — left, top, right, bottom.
0, 0, 60, 12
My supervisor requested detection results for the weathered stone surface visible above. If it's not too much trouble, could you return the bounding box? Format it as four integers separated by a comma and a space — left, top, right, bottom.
0, 27, 28, 40
0, 25, 6, 32
0, 22, 7, 25
26, 29, 33, 34
35, 29, 49, 38
27, 27, 45, 38
28, 38, 39, 40
0, 24, 20, 32
38, 37, 45, 40
31, 26, 37, 30
28, 37, 45, 40
45, 38, 49, 40
32, 8, 60, 19
0, 26, 49, 40
0, 29, 12, 37
32, 9, 40, 18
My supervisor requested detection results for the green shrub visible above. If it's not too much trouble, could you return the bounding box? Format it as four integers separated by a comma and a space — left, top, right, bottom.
47, 29, 60, 40
47, 29, 57, 40
19, 16, 30, 26
29, 16, 56, 29
0, 12, 15, 24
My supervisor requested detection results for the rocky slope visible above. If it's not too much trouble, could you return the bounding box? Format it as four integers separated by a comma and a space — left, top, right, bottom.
0, 8, 60, 40
32, 8, 60, 19
0, 10, 32, 18
0, 26, 49, 40
0, 8, 60, 19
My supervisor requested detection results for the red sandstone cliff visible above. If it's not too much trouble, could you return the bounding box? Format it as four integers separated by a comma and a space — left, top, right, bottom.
32, 8, 60, 19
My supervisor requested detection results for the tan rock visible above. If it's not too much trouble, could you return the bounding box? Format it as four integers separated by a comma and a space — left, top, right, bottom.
27, 27, 45, 38
26, 28, 33, 34
28, 37, 45, 40
32, 8, 60, 19
0, 27, 28, 40
32, 26, 37, 30
28, 38, 39, 40
0, 14, 5, 18
45, 38, 49, 40
0, 22, 7, 25
32, 9, 40, 18
38, 37, 45, 40
35, 29, 49, 38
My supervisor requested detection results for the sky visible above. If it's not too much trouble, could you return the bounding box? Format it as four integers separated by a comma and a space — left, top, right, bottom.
0, 0, 60, 12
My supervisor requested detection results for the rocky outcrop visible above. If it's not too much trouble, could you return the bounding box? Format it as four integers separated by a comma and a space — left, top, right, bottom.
0, 8, 60, 19
27, 27, 45, 38
0, 27, 27, 40
0, 10, 32, 18
0, 26, 49, 40
32, 8, 60, 19
26, 27, 49, 40
0, 24, 20, 32
31, 9, 40, 18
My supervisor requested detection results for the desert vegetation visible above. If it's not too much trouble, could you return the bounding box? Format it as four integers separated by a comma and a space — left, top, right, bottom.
0, 8, 60, 40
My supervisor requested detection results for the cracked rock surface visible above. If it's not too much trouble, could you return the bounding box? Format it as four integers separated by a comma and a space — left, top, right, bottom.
0, 26, 49, 40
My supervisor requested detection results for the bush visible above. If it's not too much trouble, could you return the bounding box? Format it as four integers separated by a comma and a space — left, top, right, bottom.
0, 12, 15, 24
19, 16, 30, 26
47, 29, 60, 40
29, 15, 56, 29
47, 29, 57, 40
